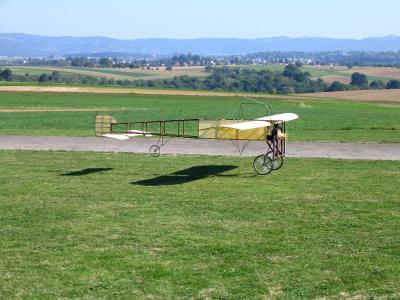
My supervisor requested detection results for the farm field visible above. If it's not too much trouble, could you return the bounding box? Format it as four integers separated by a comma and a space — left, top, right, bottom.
0, 91, 400, 142
7, 65, 209, 81
1, 150, 399, 298
0, 85, 278, 97
307, 89, 400, 102
341, 66, 400, 80
6, 65, 400, 84
232, 64, 400, 84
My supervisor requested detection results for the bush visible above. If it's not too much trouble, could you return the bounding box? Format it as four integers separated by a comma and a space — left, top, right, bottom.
350, 72, 368, 87
0, 69, 13, 81
38, 73, 49, 82
328, 81, 347, 92
386, 79, 400, 89
369, 80, 386, 89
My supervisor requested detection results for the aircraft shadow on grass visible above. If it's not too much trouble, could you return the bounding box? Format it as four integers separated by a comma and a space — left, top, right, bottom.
132, 165, 239, 186
60, 168, 113, 176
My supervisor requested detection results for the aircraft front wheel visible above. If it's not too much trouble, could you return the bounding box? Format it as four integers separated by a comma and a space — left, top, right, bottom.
149, 145, 161, 157
253, 155, 273, 175
267, 151, 284, 170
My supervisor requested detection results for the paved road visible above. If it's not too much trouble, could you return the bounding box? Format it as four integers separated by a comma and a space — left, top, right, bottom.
1, 136, 399, 160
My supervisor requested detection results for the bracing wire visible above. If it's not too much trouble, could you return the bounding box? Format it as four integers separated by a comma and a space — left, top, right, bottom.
242, 96, 271, 116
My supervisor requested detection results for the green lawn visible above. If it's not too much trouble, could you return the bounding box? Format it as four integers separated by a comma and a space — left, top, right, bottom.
0, 92, 399, 142
1, 150, 399, 299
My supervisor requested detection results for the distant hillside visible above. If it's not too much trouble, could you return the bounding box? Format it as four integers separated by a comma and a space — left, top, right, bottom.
1, 33, 400, 57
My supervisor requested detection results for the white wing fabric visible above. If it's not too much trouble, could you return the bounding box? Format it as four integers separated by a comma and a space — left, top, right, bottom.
221, 113, 299, 131
263, 113, 299, 122
222, 120, 271, 130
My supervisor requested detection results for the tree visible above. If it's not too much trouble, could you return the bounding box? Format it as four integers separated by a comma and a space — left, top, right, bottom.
0, 69, 12, 81
328, 81, 347, 92
99, 58, 113, 68
50, 71, 61, 82
369, 80, 386, 89
283, 64, 299, 78
386, 79, 400, 89
350, 72, 368, 87
282, 64, 310, 83
38, 73, 49, 82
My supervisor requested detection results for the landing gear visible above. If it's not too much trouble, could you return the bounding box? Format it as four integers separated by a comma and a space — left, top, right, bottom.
253, 155, 273, 175
149, 136, 168, 157
267, 151, 284, 170
149, 145, 161, 157
254, 121, 286, 175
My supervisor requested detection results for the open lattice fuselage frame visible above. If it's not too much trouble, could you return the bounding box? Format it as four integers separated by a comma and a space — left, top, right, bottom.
114, 119, 201, 139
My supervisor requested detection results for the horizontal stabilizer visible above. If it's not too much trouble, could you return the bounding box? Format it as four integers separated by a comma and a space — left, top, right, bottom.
128, 130, 153, 137
102, 134, 130, 140
102, 131, 153, 140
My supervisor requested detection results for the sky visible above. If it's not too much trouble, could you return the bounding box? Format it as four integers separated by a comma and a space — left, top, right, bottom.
0, 0, 399, 39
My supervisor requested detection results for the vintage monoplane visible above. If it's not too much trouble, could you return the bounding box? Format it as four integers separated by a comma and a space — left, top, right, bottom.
95, 100, 299, 175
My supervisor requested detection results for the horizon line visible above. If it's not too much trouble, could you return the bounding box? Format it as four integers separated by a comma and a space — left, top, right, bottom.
1, 32, 399, 41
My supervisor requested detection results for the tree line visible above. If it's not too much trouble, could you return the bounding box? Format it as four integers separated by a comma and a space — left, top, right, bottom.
1, 65, 400, 93
5, 51, 400, 69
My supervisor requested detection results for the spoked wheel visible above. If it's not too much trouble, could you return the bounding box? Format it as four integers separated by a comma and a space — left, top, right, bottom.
149, 145, 161, 157
267, 151, 284, 170
253, 155, 273, 175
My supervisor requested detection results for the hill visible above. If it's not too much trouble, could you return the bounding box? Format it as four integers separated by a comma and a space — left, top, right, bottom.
1, 33, 400, 57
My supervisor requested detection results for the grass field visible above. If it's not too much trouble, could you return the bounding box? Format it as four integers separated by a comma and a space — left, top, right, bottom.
1, 150, 399, 298
0, 91, 400, 142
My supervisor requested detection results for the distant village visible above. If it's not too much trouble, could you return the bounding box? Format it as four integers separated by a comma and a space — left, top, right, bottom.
1, 51, 400, 68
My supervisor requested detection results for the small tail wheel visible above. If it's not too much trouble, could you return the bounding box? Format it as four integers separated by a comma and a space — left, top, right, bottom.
253, 155, 273, 175
149, 145, 161, 157
267, 151, 284, 170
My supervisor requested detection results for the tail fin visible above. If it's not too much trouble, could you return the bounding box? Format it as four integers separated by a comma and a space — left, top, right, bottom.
95, 115, 118, 136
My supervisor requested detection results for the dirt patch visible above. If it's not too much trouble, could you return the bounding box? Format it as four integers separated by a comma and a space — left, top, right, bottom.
305, 89, 400, 102
297, 102, 313, 108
